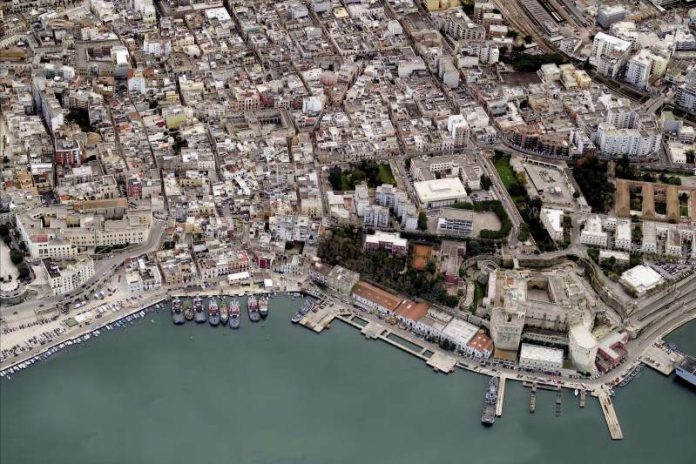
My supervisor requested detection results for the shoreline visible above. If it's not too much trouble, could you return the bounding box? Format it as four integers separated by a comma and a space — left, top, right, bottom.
0, 287, 304, 376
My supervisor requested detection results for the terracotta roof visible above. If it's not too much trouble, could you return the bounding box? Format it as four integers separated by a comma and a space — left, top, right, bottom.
394, 299, 430, 321
352, 281, 402, 311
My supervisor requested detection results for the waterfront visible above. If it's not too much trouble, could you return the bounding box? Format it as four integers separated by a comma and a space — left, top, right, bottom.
1, 296, 694, 464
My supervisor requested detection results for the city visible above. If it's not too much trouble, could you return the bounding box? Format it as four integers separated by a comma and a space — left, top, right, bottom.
0, 0, 695, 461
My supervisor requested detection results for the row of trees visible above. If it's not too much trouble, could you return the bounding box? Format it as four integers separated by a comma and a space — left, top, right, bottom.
0, 224, 31, 280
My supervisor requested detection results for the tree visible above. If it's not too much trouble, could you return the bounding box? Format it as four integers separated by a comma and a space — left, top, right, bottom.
515, 171, 527, 187
10, 250, 23, 265
0, 224, 9, 238
17, 262, 30, 280
467, 240, 481, 256
480, 174, 492, 191
417, 211, 428, 231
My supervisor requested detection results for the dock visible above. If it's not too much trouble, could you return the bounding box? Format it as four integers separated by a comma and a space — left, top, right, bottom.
555, 390, 562, 417
597, 390, 624, 440
641, 344, 684, 375
579, 389, 586, 408
335, 314, 456, 373
495, 376, 506, 417
529, 384, 537, 413
299, 300, 347, 333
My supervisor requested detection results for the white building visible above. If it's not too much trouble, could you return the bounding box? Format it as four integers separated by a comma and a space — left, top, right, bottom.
619, 265, 664, 297
519, 343, 564, 372
590, 33, 631, 78
540, 208, 564, 241
625, 53, 652, 89
614, 219, 632, 250
414, 178, 468, 209
440, 318, 478, 352
580, 215, 608, 247
44, 254, 94, 296
568, 325, 598, 373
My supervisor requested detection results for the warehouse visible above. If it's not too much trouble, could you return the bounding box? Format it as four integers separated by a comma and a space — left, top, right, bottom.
413, 178, 468, 209
519, 343, 564, 372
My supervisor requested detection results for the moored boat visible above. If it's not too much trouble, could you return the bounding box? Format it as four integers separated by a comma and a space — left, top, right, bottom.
229, 299, 241, 329
171, 297, 185, 325
220, 298, 229, 325
259, 296, 269, 319
193, 296, 206, 323
208, 297, 220, 327
481, 377, 499, 426
247, 295, 260, 322
184, 297, 194, 321
291, 311, 303, 324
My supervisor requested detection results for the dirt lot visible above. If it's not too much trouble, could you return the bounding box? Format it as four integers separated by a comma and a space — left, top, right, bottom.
473, 212, 502, 236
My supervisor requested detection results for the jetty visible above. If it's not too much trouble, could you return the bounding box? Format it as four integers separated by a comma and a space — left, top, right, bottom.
335, 314, 456, 373
495, 376, 506, 417
597, 389, 624, 440
529, 384, 537, 413
641, 343, 684, 375
579, 389, 586, 408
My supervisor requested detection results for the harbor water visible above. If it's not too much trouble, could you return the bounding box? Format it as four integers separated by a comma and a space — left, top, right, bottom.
1, 296, 694, 464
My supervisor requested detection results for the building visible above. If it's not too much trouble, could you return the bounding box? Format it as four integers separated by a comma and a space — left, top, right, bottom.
580, 215, 608, 247
540, 208, 564, 241
596, 5, 626, 29
465, 332, 494, 359
44, 254, 94, 296
414, 178, 468, 209
590, 33, 631, 79
363, 231, 408, 256
352, 281, 403, 314
326, 265, 360, 295
568, 325, 598, 373
625, 54, 652, 90
619, 265, 664, 297
596, 331, 628, 373
519, 343, 564, 372
440, 317, 479, 351
614, 219, 632, 250
436, 208, 474, 237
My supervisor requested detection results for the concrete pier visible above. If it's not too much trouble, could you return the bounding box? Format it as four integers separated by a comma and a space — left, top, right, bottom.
641, 344, 684, 375
579, 389, 586, 408
598, 390, 624, 440
495, 376, 506, 417
529, 384, 537, 413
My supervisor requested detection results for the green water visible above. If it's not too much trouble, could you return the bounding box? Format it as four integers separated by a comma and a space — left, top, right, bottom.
1, 296, 694, 464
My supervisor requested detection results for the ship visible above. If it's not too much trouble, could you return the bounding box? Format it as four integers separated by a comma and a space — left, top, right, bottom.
675, 355, 696, 388
481, 377, 499, 426
291, 311, 303, 324
229, 299, 240, 329
170, 297, 185, 325
247, 295, 260, 322
300, 299, 313, 315
259, 296, 269, 319
184, 297, 194, 321
193, 296, 206, 323
208, 297, 220, 327
220, 298, 229, 325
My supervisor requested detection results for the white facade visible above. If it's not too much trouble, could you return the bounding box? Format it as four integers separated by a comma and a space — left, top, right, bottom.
519, 343, 564, 372
45, 255, 94, 296
414, 178, 468, 209
614, 219, 632, 250
625, 54, 651, 89
540, 208, 564, 241
580, 215, 608, 247
619, 265, 664, 296
568, 325, 598, 373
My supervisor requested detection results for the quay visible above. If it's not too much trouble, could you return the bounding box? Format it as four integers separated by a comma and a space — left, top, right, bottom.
495, 376, 506, 417
641, 343, 684, 376
597, 389, 624, 440
335, 313, 456, 373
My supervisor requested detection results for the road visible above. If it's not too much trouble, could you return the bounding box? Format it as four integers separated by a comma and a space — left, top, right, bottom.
0, 220, 166, 321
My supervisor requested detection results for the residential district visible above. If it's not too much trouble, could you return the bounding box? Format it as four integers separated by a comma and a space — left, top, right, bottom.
1, 0, 695, 438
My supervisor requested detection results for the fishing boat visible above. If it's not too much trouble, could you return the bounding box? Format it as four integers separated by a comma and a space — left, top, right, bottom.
291, 311, 303, 324
220, 298, 229, 325
193, 296, 206, 323
184, 297, 194, 321
170, 297, 185, 325
229, 299, 241, 329
247, 295, 260, 322
258, 296, 269, 319
208, 297, 220, 327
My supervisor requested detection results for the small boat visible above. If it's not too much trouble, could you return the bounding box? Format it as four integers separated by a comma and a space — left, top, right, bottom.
170, 297, 185, 325
208, 297, 220, 327
291, 311, 303, 324
184, 298, 194, 321
259, 296, 269, 319
193, 296, 206, 323
229, 299, 240, 329
220, 298, 229, 325
247, 296, 260, 322
574, 389, 579, 397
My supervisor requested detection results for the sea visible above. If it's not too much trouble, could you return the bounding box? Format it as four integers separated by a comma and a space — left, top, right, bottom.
1, 295, 694, 464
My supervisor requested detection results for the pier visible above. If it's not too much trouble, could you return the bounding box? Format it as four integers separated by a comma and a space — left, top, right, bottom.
335, 314, 456, 373
641, 343, 684, 376
529, 384, 537, 413
495, 376, 506, 417
579, 389, 586, 408
597, 390, 624, 440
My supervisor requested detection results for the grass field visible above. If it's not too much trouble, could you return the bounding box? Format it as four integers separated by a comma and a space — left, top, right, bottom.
411, 244, 432, 271
378, 164, 396, 185
493, 156, 518, 190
